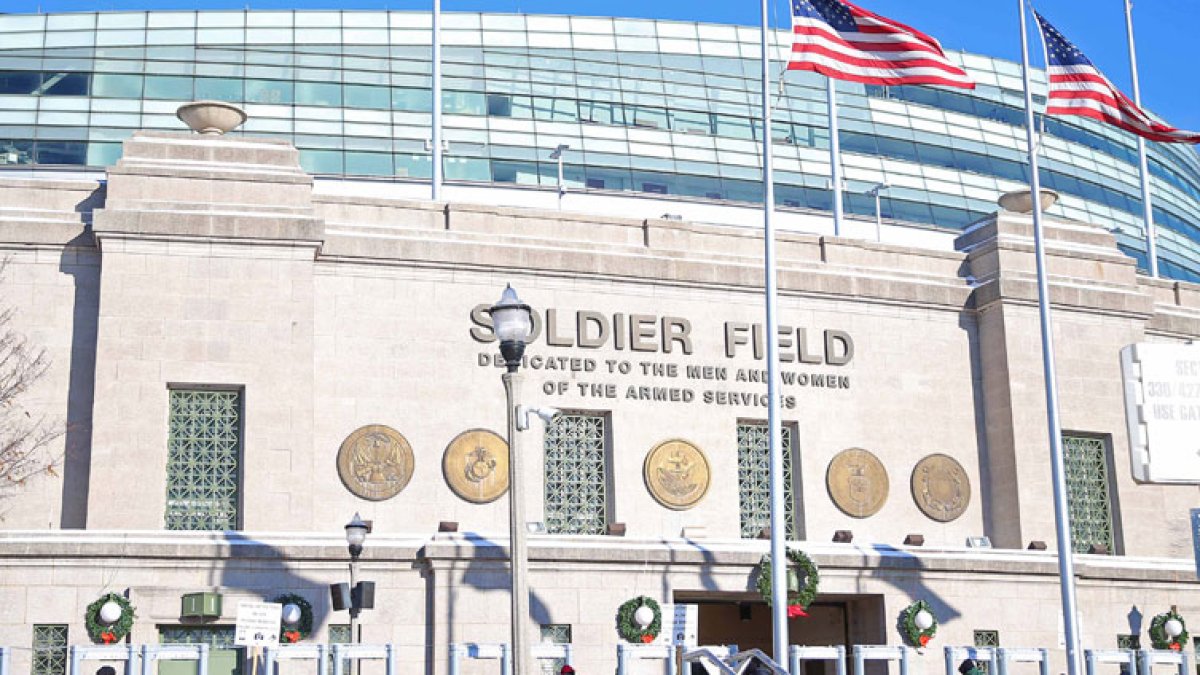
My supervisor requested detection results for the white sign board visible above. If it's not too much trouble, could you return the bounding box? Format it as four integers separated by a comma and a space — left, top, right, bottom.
654, 603, 698, 647
1121, 343, 1200, 483
234, 601, 282, 648
1192, 509, 1200, 580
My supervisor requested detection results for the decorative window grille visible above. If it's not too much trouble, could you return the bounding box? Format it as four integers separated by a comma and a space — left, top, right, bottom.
738, 423, 796, 539
32, 625, 68, 675
539, 625, 572, 675
329, 624, 352, 674
973, 630, 1000, 647
1116, 634, 1142, 675
329, 625, 351, 644
544, 413, 608, 535
1063, 434, 1115, 554
1116, 634, 1140, 649
160, 626, 235, 647
166, 389, 242, 531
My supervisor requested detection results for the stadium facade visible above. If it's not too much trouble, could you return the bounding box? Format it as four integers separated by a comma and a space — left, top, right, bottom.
1, 10, 1200, 276
2, 10, 1200, 675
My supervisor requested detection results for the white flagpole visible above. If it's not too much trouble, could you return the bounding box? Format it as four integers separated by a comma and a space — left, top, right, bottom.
827, 78, 843, 236
760, 0, 790, 665
1020, 4, 1083, 675
1123, 0, 1158, 277
431, 0, 443, 201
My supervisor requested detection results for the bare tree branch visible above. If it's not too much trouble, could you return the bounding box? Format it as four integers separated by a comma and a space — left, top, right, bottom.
0, 258, 64, 506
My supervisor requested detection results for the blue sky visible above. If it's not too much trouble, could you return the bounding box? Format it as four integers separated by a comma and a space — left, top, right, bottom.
8, 0, 1200, 132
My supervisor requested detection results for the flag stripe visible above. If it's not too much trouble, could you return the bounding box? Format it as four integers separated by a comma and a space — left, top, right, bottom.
789, 41, 974, 77
789, 0, 975, 89
1035, 11, 1200, 144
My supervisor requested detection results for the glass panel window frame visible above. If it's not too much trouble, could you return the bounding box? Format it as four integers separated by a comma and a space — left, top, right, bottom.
543, 412, 610, 535
737, 421, 801, 540
1063, 433, 1118, 554
165, 387, 244, 531
32, 625, 69, 675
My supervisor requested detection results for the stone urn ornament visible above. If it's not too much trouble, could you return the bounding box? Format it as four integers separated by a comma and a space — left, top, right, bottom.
176, 101, 247, 135
998, 188, 1060, 214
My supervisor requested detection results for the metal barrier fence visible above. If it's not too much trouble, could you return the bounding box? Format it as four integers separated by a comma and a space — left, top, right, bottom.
852, 645, 912, 675
140, 644, 209, 675
263, 643, 328, 675
69, 645, 138, 675
996, 647, 1049, 675
330, 644, 396, 675
1138, 648, 1191, 675
790, 645, 846, 675
36, 642, 1199, 675
617, 644, 676, 675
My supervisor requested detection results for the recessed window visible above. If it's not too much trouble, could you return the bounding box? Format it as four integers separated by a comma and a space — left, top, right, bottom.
32, 625, 68, 675
165, 389, 243, 531
738, 423, 799, 539
544, 413, 609, 535
1063, 434, 1116, 554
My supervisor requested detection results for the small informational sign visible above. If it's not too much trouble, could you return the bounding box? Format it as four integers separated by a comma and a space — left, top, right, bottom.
654, 603, 698, 647
1121, 343, 1200, 483
1191, 509, 1200, 579
234, 601, 282, 648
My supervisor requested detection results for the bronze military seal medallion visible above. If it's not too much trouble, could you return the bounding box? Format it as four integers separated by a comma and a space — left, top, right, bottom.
827, 448, 889, 518
643, 439, 711, 510
443, 429, 509, 504
336, 425, 415, 501
911, 454, 970, 522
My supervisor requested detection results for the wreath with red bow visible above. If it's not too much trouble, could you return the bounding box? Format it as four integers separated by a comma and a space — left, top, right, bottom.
273, 593, 314, 643
1149, 610, 1188, 651
85, 593, 136, 645
756, 549, 819, 618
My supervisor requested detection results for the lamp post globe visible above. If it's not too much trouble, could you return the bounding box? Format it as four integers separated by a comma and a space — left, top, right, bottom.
1165, 618, 1184, 639
487, 285, 533, 372
345, 512, 368, 559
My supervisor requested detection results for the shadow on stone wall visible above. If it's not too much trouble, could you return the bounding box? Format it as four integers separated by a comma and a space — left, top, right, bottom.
214, 531, 332, 631
58, 191, 102, 529
870, 543, 960, 625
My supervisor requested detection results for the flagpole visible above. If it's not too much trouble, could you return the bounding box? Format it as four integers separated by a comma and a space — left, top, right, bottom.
1019, 4, 1083, 675
1123, 0, 1158, 277
827, 78, 843, 236
760, 0, 790, 665
431, 0, 443, 201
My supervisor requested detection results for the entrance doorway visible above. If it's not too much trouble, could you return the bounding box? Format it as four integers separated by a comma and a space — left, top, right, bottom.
679, 594, 885, 675
158, 626, 243, 675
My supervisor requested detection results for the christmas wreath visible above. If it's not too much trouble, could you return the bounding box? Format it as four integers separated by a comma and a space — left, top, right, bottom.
273, 593, 314, 644
85, 593, 136, 645
616, 596, 662, 644
756, 548, 819, 618
1149, 610, 1189, 651
901, 600, 938, 647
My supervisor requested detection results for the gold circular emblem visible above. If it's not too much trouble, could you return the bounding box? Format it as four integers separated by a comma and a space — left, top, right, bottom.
911, 454, 971, 522
826, 448, 889, 518
643, 439, 711, 510
336, 425, 415, 501
442, 429, 509, 504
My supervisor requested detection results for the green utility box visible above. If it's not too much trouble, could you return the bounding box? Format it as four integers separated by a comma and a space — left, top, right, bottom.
180, 592, 222, 619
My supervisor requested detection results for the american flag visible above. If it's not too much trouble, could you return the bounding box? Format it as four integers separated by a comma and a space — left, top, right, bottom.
788, 0, 974, 89
1035, 12, 1200, 144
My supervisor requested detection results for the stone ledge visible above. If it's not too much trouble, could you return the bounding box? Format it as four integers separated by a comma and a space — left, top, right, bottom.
94, 210, 325, 246
0, 221, 91, 246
